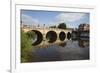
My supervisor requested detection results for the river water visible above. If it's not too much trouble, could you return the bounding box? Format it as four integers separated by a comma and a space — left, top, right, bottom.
28, 38, 89, 62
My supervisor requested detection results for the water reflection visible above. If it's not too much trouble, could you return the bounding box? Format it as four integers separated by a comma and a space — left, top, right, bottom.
58, 42, 67, 47
27, 37, 89, 62
58, 39, 89, 48
78, 38, 89, 48
72, 38, 89, 48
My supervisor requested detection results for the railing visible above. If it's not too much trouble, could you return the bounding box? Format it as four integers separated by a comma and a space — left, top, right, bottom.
22, 27, 72, 31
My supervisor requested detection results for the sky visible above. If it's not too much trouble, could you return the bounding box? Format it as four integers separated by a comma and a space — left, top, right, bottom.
21, 9, 90, 28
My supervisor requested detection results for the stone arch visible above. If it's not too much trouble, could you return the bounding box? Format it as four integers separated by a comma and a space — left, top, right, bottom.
46, 31, 57, 43
32, 30, 43, 46
67, 32, 71, 40
59, 31, 66, 41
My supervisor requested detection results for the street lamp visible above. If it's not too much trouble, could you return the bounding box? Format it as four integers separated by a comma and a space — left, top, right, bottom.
43, 24, 45, 36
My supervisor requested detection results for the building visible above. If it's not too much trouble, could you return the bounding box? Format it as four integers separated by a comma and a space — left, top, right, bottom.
78, 23, 90, 38
79, 23, 89, 31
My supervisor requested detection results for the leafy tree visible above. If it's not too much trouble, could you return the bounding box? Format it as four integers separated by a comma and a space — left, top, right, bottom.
58, 23, 67, 29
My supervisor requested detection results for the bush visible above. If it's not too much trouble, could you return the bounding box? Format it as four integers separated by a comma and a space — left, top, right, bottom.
26, 31, 35, 39
21, 30, 34, 62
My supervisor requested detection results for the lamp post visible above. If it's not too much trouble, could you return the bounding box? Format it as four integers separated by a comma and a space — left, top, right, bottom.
43, 24, 45, 39
43, 24, 45, 46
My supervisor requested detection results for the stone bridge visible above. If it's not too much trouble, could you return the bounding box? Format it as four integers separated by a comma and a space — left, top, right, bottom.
22, 27, 72, 46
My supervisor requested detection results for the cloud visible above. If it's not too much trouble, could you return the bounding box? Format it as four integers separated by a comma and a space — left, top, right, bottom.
21, 14, 39, 25
55, 13, 86, 23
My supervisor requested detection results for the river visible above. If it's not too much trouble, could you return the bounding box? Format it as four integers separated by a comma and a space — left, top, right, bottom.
27, 37, 89, 62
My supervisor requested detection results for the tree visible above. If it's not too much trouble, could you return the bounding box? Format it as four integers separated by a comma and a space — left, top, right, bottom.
21, 30, 34, 62
58, 23, 67, 29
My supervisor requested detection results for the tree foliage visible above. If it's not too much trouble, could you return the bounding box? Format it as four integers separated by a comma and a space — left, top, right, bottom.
21, 30, 35, 62
58, 23, 67, 29
26, 31, 35, 39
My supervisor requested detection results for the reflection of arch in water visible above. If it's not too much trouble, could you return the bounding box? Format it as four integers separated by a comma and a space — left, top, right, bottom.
59, 31, 66, 41
46, 31, 57, 43
67, 32, 71, 40
58, 42, 67, 47
32, 30, 43, 46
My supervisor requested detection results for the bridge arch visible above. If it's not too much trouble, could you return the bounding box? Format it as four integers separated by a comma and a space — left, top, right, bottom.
46, 31, 57, 43
32, 30, 43, 46
59, 31, 66, 41
67, 32, 71, 40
